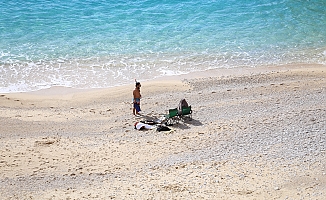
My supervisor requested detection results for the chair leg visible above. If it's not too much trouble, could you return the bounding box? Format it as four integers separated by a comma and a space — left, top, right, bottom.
166, 118, 173, 126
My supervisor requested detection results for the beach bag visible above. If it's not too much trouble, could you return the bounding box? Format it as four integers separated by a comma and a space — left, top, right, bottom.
178, 99, 189, 115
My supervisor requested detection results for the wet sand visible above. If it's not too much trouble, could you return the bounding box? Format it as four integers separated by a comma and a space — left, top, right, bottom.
0, 65, 325, 199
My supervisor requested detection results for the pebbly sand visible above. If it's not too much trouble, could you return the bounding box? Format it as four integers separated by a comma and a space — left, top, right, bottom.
0, 65, 325, 199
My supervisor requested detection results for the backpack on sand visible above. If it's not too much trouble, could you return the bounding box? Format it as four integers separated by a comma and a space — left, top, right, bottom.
178, 99, 189, 115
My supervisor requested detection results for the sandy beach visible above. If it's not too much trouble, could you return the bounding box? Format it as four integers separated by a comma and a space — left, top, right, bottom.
0, 65, 325, 199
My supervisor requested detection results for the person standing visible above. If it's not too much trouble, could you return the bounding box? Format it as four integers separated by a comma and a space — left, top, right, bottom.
133, 81, 141, 115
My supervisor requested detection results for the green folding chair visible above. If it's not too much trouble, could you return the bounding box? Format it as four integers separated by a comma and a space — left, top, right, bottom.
165, 108, 179, 125
180, 106, 192, 119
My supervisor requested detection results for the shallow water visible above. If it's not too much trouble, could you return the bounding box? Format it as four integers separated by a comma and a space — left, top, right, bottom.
0, 0, 325, 92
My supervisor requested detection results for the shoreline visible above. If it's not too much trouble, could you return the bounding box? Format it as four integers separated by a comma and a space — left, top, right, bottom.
1, 64, 325, 199
1, 63, 324, 98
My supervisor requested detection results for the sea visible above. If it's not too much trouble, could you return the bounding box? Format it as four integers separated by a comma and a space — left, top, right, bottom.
1, 0, 325, 93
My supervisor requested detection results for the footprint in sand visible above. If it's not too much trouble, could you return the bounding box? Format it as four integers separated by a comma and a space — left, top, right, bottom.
35, 138, 57, 146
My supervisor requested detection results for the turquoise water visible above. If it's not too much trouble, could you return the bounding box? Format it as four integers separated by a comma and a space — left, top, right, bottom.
1, 0, 325, 92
